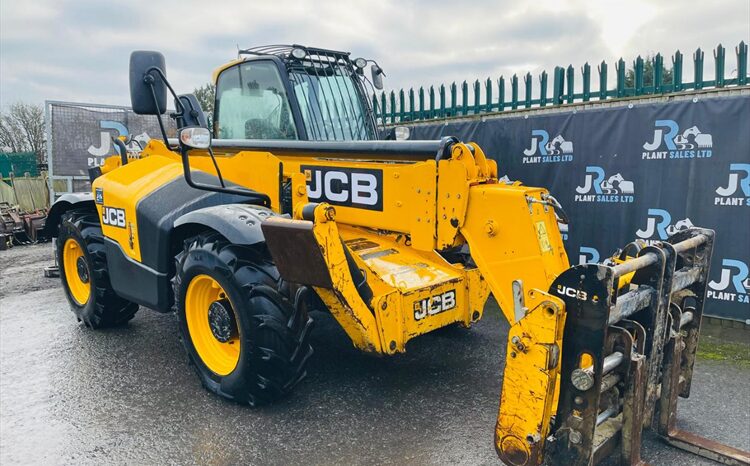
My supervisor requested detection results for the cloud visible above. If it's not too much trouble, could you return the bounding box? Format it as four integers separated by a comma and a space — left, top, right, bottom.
1, 0, 748, 107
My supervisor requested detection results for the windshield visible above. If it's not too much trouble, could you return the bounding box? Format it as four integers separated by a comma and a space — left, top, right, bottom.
288, 64, 376, 141
215, 61, 297, 140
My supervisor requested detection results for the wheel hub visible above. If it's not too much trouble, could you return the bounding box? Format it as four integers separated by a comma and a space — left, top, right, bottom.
207, 299, 236, 343
76, 256, 90, 283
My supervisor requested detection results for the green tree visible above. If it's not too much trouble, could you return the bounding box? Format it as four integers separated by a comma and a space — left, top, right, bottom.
625, 55, 673, 88
193, 83, 216, 114
0, 102, 46, 163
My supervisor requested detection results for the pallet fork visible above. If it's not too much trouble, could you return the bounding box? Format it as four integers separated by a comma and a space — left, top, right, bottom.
536, 229, 750, 466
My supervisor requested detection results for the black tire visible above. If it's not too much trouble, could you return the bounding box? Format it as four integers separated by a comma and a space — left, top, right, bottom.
173, 231, 313, 406
57, 209, 139, 328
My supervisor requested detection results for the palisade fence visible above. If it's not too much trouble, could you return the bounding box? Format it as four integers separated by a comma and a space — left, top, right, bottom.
381, 42, 750, 323
373, 42, 748, 124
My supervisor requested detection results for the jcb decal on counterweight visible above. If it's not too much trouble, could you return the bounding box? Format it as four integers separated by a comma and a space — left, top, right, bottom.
414, 290, 456, 321
302, 165, 383, 211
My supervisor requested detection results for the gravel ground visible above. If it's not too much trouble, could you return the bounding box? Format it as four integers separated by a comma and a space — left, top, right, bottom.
1, 243, 748, 465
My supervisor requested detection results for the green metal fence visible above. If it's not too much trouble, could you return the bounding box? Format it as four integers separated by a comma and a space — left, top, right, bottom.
0, 152, 38, 178
374, 42, 749, 124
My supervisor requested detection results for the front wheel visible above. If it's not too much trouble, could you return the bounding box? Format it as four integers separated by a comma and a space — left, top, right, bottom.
173, 231, 313, 406
57, 209, 139, 328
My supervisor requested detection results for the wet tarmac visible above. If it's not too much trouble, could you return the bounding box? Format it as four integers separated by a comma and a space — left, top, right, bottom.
1, 243, 748, 465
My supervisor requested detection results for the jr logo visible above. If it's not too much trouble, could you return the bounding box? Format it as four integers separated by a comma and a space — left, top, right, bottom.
87, 120, 128, 168
302, 165, 383, 211
87, 121, 151, 169
707, 259, 750, 304
579, 246, 600, 265
522, 130, 573, 164
575, 166, 635, 203
635, 208, 695, 242
715, 163, 750, 207
642, 120, 713, 160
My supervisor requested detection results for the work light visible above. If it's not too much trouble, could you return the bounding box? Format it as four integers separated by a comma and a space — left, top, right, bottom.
354, 57, 367, 69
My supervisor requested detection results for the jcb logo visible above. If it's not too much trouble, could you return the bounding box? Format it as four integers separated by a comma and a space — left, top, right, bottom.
414, 290, 456, 321
556, 285, 588, 301
302, 165, 383, 211
102, 206, 126, 228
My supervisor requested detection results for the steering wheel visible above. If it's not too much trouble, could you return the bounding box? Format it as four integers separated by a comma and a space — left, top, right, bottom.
244, 118, 285, 139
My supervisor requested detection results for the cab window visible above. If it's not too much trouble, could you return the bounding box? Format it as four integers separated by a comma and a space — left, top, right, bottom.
215, 61, 298, 140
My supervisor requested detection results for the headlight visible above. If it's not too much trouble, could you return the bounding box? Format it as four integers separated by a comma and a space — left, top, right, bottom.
179, 127, 211, 149
394, 126, 410, 140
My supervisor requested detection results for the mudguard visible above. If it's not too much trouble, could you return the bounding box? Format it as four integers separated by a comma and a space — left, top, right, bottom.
173, 204, 278, 246
43, 192, 95, 238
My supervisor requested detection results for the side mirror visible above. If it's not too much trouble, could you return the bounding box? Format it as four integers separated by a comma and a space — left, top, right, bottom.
129, 51, 167, 115
371, 64, 384, 90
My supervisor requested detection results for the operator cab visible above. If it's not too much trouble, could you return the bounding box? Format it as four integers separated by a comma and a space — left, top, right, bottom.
213, 45, 384, 141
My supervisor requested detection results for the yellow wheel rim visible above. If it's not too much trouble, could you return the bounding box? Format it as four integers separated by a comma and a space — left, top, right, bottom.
185, 274, 240, 376
62, 238, 91, 306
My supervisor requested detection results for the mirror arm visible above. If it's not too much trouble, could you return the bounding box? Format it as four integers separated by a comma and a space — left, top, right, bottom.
144, 66, 189, 145
146, 79, 170, 145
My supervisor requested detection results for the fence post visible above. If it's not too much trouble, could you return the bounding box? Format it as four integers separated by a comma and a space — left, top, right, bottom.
511, 74, 519, 109
673, 50, 683, 92
616, 58, 626, 97
714, 44, 725, 88
473, 79, 480, 114
408, 88, 415, 121
428, 86, 436, 119
540, 71, 549, 106
380, 92, 387, 124
372, 94, 379, 121
485, 77, 492, 112
461, 81, 468, 115
524, 72, 532, 108
653, 53, 663, 94
398, 89, 406, 121
566, 65, 575, 103
738, 41, 748, 86
390, 91, 396, 123
598, 60, 608, 100
498, 76, 505, 111
634, 55, 644, 95
439, 84, 446, 118
449, 82, 457, 117
552, 67, 564, 105
418, 87, 425, 120
581, 63, 590, 101
693, 47, 704, 90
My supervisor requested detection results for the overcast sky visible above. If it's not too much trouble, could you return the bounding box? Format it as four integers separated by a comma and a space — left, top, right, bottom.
1, 0, 748, 108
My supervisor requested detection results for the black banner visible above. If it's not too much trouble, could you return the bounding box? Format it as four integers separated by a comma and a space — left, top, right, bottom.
409, 95, 750, 321
50, 103, 176, 177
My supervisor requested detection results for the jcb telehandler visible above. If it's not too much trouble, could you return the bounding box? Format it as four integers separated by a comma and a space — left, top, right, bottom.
46, 45, 749, 466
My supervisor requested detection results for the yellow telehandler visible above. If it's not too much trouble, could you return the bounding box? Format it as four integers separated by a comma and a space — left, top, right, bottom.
45, 45, 749, 465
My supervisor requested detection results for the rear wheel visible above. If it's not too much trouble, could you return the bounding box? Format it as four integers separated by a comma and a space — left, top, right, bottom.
173, 231, 313, 406
57, 209, 139, 328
